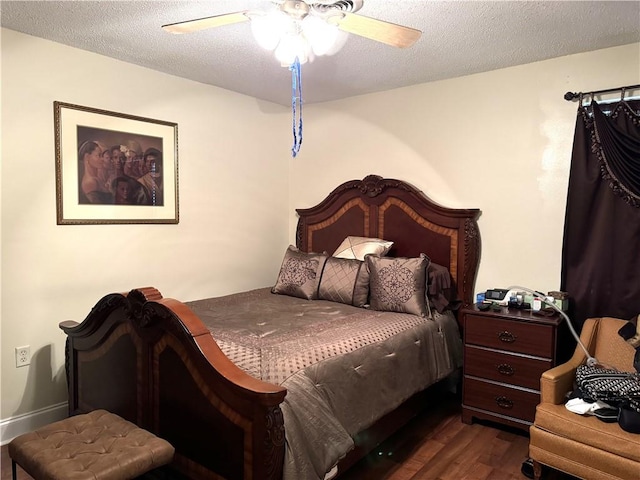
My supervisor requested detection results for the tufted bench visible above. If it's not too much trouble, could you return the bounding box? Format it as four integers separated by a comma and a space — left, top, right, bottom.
8, 409, 174, 480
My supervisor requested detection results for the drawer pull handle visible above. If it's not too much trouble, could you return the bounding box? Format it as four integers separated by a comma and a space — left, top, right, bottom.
495, 396, 514, 409
497, 331, 517, 343
497, 363, 515, 376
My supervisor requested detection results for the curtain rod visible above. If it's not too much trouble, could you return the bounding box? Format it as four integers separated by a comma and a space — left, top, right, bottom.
564, 84, 640, 101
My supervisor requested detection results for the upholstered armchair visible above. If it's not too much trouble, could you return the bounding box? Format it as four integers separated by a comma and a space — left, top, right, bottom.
529, 317, 640, 480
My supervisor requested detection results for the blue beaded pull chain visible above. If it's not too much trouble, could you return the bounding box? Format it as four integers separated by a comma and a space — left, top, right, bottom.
289, 58, 303, 157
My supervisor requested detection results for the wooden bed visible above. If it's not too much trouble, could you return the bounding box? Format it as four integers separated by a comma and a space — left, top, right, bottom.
60, 174, 481, 480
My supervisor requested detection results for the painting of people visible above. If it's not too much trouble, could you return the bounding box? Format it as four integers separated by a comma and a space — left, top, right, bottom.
76, 126, 164, 206
55, 101, 178, 224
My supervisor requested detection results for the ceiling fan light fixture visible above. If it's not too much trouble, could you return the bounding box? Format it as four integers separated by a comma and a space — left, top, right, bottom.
275, 32, 313, 66
301, 15, 340, 56
248, 7, 343, 66
249, 10, 289, 50
249, 11, 347, 65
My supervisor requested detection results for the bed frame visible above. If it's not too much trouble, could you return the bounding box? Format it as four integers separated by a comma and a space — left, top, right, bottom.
60, 175, 480, 480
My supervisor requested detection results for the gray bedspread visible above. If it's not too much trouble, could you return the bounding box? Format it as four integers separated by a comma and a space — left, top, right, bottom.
186, 287, 462, 480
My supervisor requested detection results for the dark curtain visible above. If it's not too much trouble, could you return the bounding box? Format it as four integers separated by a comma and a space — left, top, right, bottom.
561, 99, 640, 330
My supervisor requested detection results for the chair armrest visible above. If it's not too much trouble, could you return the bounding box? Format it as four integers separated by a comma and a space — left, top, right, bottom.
539, 317, 602, 404
540, 350, 586, 404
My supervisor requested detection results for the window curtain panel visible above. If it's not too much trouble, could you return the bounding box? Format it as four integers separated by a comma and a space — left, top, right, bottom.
561, 99, 640, 330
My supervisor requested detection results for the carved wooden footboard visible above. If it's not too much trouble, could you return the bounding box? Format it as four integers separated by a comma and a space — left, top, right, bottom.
61, 287, 287, 480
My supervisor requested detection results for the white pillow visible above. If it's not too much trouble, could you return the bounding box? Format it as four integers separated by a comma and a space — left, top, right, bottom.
332, 236, 393, 261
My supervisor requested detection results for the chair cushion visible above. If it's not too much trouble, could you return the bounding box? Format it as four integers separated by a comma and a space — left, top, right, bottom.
530, 426, 639, 480
534, 403, 640, 462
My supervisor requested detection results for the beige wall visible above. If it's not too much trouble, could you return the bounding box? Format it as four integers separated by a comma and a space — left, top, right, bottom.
1, 26, 638, 438
294, 42, 639, 298
0, 29, 290, 424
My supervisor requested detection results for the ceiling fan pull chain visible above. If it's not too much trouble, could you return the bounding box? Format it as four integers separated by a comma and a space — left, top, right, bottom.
290, 57, 303, 157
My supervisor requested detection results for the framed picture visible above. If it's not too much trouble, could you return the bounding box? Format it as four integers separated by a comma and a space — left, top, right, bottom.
54, 101, 179, 224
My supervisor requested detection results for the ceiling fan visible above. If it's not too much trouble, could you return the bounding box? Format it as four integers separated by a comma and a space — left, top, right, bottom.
162, 0, 422, 64
162, 1, 421, 157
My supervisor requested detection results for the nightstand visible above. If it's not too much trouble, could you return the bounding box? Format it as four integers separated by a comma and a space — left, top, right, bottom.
461, 305, 572, 431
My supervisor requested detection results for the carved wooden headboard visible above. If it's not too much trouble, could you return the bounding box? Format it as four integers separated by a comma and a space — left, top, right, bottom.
296, 175, 481, 307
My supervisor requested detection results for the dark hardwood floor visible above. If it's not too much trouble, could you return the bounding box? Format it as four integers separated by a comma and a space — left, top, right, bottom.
338, 394, 576, 480
1, 395, 577, 480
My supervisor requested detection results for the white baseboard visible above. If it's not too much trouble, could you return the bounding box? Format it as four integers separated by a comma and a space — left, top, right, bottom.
0, 402, 68, 445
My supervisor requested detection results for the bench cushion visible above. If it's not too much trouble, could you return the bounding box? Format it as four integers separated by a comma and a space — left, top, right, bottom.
8, 410, 174, 480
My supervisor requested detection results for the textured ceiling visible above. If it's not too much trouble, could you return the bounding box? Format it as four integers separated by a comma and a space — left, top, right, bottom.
1, 1, 639, 106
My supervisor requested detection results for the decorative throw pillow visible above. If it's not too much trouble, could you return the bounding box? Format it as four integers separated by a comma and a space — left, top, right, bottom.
318, 257, 369, 307
272, 245, 328, 300
427, 262, 453, 313
366, 254, 430, 317
333, 236, 393, 261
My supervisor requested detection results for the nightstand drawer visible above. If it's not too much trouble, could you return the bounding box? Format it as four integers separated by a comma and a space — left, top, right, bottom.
465, 315, 554, 357
463, 377, 539, 423
464, 345, 552, 390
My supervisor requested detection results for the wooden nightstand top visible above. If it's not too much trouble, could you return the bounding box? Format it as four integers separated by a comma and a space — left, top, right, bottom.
462, 304, 563, 327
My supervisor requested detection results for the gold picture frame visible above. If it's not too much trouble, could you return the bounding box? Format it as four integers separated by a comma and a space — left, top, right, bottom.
54, 101, 179, 224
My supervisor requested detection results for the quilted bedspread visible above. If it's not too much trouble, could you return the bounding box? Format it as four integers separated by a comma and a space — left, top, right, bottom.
186, 287, 462, 480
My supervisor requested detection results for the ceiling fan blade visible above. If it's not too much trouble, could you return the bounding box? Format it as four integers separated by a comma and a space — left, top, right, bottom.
162, 11, 249, 34
336, 12, 421, 48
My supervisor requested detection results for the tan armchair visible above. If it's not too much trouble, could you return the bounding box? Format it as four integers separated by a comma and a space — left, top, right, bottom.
529, 317, 640, 480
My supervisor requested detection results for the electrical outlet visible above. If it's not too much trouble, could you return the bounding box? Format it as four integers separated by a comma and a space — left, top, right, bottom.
15, 345, 31, 367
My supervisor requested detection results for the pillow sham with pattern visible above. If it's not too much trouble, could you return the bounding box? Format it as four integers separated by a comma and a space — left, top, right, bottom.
318, 256, 369, 307
366, 253, 431, 317
272, 245, 328, 300
333, 236, 394, 261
